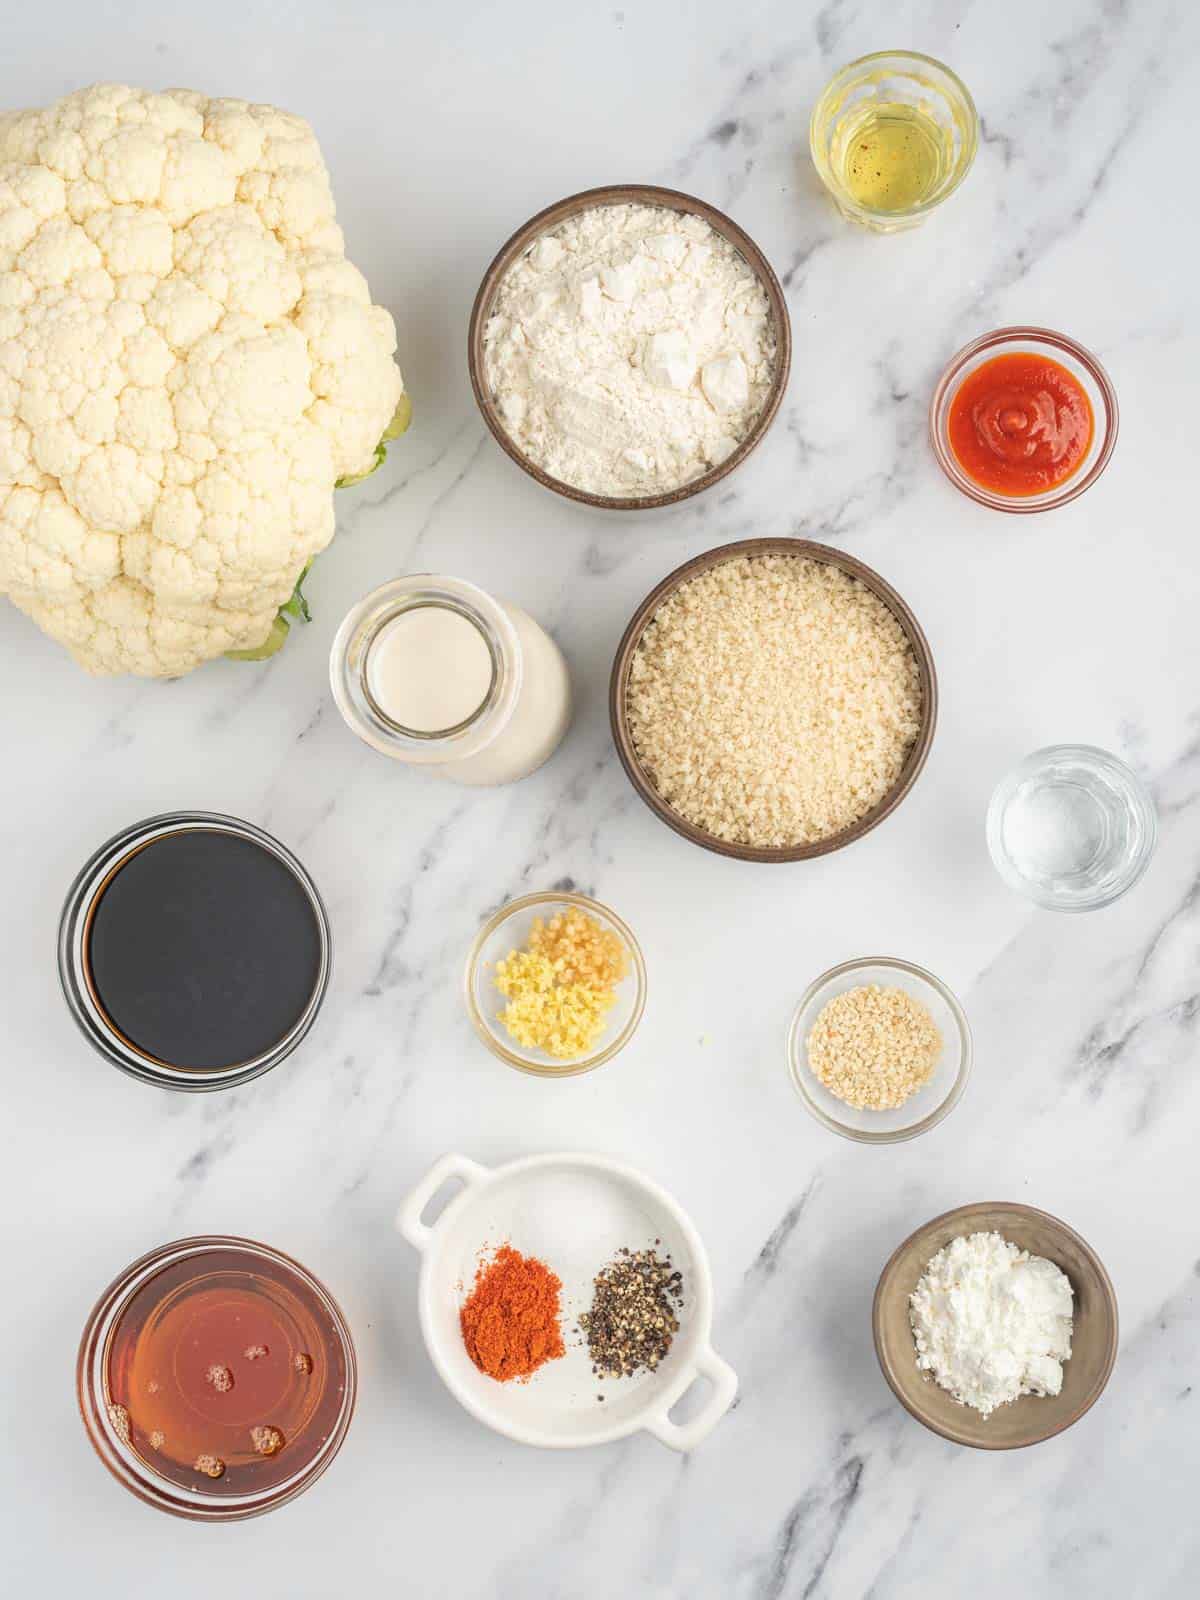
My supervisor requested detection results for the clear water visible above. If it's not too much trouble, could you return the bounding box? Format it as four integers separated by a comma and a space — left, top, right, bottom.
989, 746, 1156, 911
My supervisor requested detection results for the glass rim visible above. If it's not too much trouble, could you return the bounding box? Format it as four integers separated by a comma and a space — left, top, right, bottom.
929, 326, 1119, 513
787, 955, 973, 1144
463, 890, 647, 1077
76, 1234, 357, 1521
809, 49, 980, 224
363, 602, 498, 741
330, 575, 524, 762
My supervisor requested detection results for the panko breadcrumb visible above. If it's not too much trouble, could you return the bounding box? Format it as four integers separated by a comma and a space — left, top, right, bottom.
807, 984, 941, 1110
626, 555, 923, 848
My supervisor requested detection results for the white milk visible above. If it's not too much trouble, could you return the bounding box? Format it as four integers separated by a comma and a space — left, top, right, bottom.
434, 602, 572, 787
367, 605, 494, 733
332, 577, 572, 787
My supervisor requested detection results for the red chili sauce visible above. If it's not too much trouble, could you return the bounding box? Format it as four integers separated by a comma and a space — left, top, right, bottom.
948, 351, 1093, 496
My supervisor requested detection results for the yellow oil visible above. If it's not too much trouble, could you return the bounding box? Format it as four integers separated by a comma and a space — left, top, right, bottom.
837, 102, 947, 212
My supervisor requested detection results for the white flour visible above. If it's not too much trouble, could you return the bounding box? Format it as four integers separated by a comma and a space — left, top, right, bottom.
909, 1231, 1074, 1417
483, 204, 776, 496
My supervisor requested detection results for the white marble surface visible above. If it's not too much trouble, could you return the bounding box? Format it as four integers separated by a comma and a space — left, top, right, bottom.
2, 1, 1197, 1594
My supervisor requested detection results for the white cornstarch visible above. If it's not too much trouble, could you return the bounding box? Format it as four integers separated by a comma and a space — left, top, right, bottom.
626, 556, 922, 849
909, 1232, 1074, 1417
483, 204, 776, 496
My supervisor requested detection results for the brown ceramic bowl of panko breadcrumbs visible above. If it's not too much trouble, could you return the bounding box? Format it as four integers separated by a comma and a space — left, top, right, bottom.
609, 538, 938, 861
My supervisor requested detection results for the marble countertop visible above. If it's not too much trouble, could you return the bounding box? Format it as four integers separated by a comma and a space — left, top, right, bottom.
2, 2, 1197, 1595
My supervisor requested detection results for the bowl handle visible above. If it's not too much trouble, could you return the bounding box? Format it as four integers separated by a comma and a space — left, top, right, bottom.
396, 1153, 489, 1252
641, 1344, 738, 1453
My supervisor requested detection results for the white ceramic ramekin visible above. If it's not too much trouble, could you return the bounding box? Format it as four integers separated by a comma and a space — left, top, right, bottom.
397, 1152, 737, 1451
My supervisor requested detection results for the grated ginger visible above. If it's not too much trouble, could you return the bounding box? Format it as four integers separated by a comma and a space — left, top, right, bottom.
528, 907, 629, 989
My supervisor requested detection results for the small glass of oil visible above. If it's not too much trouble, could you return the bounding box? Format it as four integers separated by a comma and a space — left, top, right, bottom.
810, 51, 978, 232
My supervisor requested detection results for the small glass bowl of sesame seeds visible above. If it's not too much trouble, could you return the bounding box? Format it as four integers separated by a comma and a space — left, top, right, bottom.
464, 891, 647, 1077
787, 956, 972, 1143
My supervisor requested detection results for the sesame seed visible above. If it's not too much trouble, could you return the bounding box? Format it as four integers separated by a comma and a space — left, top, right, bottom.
807, 984, 941, 1110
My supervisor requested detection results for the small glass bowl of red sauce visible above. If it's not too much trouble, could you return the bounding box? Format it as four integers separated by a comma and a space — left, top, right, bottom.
930, 328, 1118, 513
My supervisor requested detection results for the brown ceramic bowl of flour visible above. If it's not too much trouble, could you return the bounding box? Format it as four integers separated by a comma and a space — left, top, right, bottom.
873, 1202, 1119, 1450
467, 185, 791, 511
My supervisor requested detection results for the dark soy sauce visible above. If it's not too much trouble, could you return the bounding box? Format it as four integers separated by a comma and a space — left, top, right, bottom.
85, 828, 323, 1073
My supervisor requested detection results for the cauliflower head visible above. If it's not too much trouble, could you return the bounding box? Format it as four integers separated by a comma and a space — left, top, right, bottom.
0, 83, 404, 675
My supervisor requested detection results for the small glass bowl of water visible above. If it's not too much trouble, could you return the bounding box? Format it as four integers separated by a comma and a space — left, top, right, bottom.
987, 745, 1157, 912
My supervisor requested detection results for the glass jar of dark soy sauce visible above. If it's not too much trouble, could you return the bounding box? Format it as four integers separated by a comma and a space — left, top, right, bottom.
59, 813, 331, 1090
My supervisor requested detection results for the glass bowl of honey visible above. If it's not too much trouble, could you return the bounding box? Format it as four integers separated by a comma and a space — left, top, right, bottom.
77, 1236, 357, 1520
810, 50, 978, 232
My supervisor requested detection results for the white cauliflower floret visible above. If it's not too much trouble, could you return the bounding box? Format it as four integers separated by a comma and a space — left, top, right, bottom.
0, 83, 404, 676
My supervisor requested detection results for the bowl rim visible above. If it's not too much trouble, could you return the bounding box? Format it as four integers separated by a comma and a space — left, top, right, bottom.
786, 955, 972, 1143
467, 183, 792, 510
609, 537, 939, 861
929, 326, 1119, 513
404, 1151, 723, 1449
463, 890, 647, 1076
809, 48, 980, 226
872, 1201, 1119, 1450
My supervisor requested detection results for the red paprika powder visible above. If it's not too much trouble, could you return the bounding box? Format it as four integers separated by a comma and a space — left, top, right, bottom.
460, 1244, 565, 1382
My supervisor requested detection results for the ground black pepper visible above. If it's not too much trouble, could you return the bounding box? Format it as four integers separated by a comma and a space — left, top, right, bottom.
578, 1247, 683, 1379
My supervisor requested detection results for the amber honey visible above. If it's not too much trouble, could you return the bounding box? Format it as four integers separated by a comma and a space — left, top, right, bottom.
104, 1244, 349, 1497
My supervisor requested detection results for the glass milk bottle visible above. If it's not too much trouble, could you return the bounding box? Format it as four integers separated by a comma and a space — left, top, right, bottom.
330, 575, 571, 785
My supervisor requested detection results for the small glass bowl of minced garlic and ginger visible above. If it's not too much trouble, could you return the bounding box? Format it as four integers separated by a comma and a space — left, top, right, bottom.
788, 957, 972, 1143
464, 892, 646, 1076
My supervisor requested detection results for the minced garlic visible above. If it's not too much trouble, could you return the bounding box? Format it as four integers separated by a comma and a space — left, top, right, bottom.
493, 908, 627, 1060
